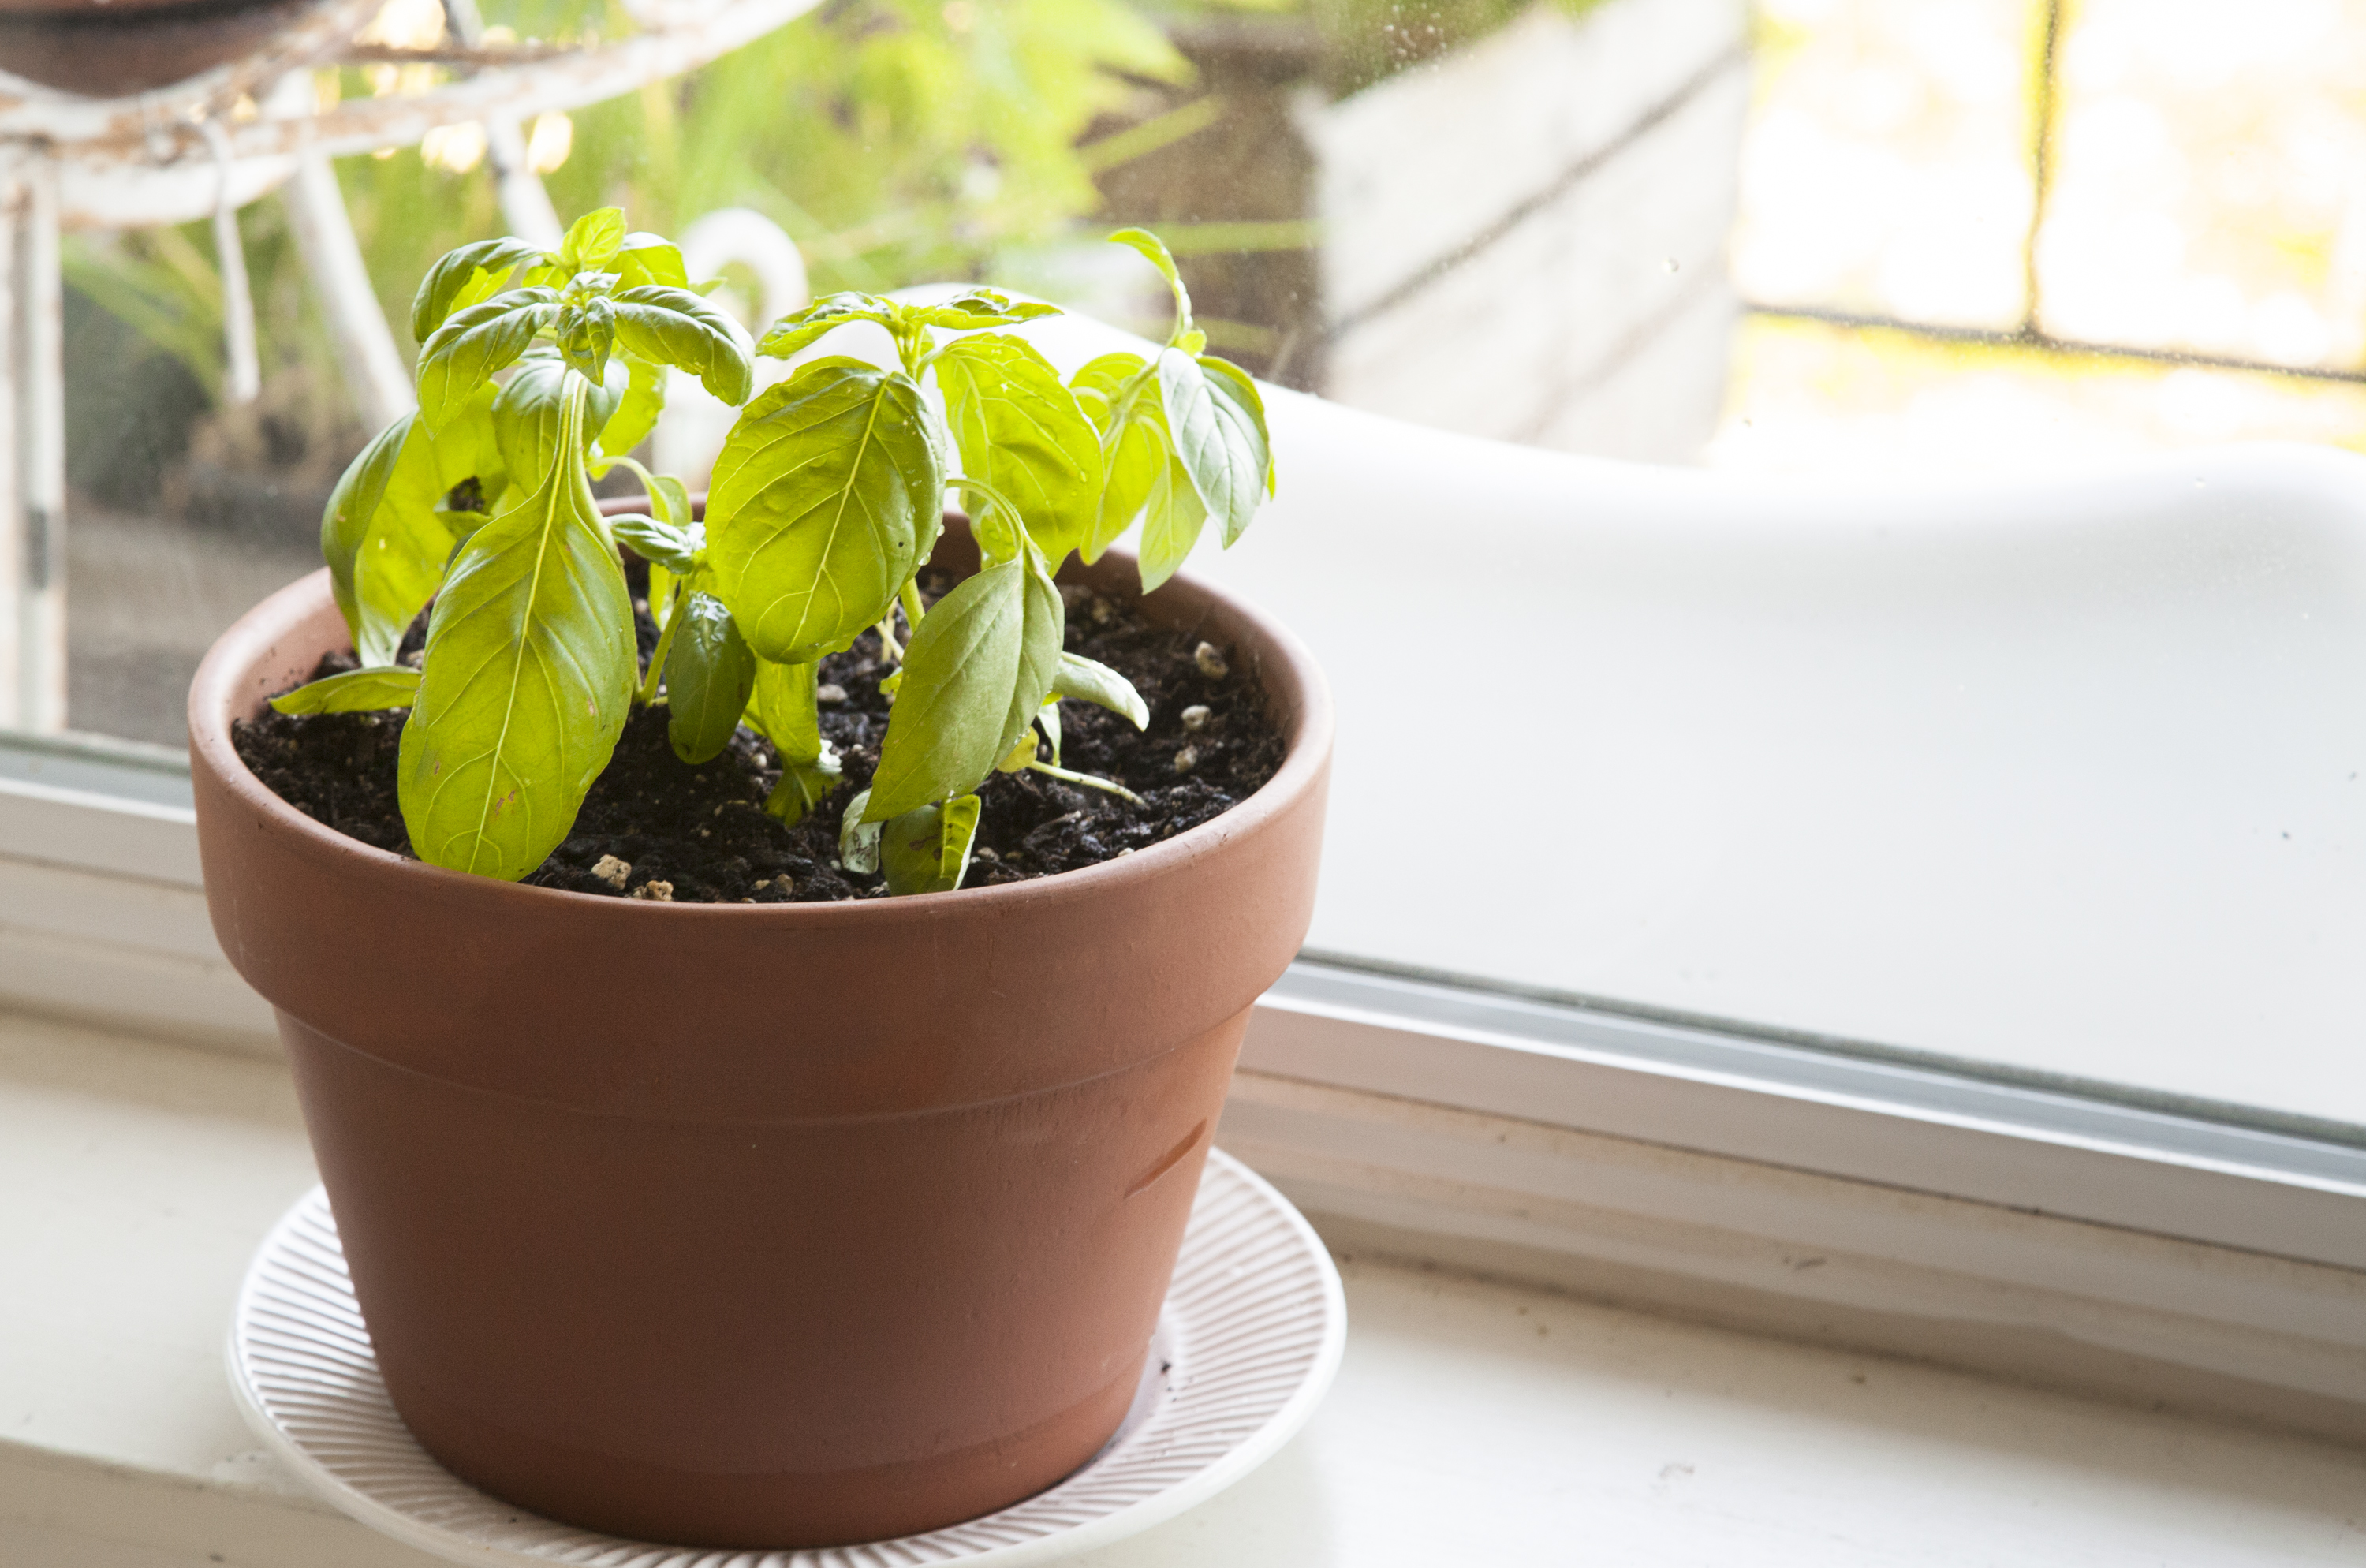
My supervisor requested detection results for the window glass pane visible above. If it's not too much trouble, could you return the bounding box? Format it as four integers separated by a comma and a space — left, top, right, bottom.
1734, 0, 2039, 330
35, 0, 2366, 1137
2039, 0, 2366, 368
1712, 317, 2366, 474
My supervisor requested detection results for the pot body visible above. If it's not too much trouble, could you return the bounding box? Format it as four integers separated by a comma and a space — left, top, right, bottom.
188, 539, 1331, 1547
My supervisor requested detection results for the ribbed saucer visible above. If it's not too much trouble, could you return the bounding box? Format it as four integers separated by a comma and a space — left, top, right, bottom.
227, 1148, 1345, 1567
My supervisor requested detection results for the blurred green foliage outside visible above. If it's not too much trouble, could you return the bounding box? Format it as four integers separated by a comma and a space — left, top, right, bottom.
59, 0, 1582, 498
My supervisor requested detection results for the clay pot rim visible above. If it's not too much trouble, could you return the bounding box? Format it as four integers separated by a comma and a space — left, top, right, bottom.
188, 555, 1333, 924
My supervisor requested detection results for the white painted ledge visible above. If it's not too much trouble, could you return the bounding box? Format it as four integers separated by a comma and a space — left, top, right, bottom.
1, 758, 2363, 1453
6, 1016, 2366, 1567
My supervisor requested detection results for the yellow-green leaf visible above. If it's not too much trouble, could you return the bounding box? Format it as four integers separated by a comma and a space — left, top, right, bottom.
268, 665, 420, 714
560, 207, 627, 272
614, 233, 689, 292
599, 355, 666, 457
1108, 227, 1192, 335
903, 289, 1062, 330
1071, 353, 1163, 562
1137, 452, 1207, 592
416, 290, 560, 430
1159, 346, 1262, 547
935, 333, 1103, 562
708, 357, 945, 664
1199, 355, 1276, 534
494, 352, 625, 494
610, 513, 697, 574
763, 749, 841, 827
879, 793, 981, 895
1053, 651, 1148, 729
865, 544, 1061, 820
610, 285, 754, 405
397, 386, 636, 881
839, 786, 883, 872
756, 292, 899, 360
411, 236, 543, 343
744, 657, 823, 764
662, 590, 757, 764
321, 403, 488, 666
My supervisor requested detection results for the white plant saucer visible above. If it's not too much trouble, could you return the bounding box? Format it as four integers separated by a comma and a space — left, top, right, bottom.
227, 1148, 1346, 1568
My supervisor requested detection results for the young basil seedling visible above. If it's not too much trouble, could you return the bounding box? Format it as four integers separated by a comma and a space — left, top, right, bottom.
285, 218, 1275, 894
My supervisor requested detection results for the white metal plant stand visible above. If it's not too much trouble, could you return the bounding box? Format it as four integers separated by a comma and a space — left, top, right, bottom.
0, 0, 820, 730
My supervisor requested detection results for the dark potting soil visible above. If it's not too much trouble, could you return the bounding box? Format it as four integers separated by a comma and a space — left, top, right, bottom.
231, 566, 1286, 902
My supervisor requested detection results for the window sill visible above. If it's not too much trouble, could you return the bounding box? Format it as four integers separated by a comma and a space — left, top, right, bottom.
6, 1014, 2366, 1568
0, 765, 2363, 1449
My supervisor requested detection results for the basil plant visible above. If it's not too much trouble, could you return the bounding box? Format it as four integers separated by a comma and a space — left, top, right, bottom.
273, 211, 1276, 895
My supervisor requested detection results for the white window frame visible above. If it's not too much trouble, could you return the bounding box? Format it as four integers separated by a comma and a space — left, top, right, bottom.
5, 730, 2363, 1446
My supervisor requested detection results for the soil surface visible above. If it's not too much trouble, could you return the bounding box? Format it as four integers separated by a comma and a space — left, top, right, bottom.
232, 566, 1286, 902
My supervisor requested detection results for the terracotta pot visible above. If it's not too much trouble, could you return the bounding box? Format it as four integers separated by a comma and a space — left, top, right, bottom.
188, 525, 1331, 1547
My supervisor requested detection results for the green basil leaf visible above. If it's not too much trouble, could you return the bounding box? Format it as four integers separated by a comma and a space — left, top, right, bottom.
1109, 227, 1192, 333
1018, 543, 1066, 731
935, 333, 1103, 562
493, 352, 625, 492
839, 786, 883, 873
626, 473, 696, 624
996, 726, 1041, 773
646, 472, 693, 528
1108, 228, 1183, 292
558, 297, 616, 383
440, 509, 492, 550
560, 207, 627, 272
417, 289, 560, 430
648, 564, 676, 630
879, 793, 981, 896
1070, 351, 1148, 429
969, 496, 1026, 569
902, 289, 1062, 330
610, 513, 697, 574
1036, 698, 1062, 765
588, 357, 626, 434
763, 748, 842, 827
397, 386, 636, 881
599, 355, 666, 457
614, 233, 689, 292
756, 292, 900, 359
1052, 651, 1148, 729
918, 398, 954, 566
1137, 452, 1208, 592
864, 545, 1062, 820
662, 589, 757, 764
411, 237, 543, 343
629, 470, 696, 636
744, 656, 823, 763
707, 357, 944, 664
322, 410, 469, 666
322, 416, 410, 637
1197, 354, 1275, 537
1091, 406, 1166, 563
1069, 353, 1164, 562
610, 285, 754, 405
427, 385, 502, 495
1158, 347, 1262, 549
267, 665, 420, 715
865, 559, 1019, 818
